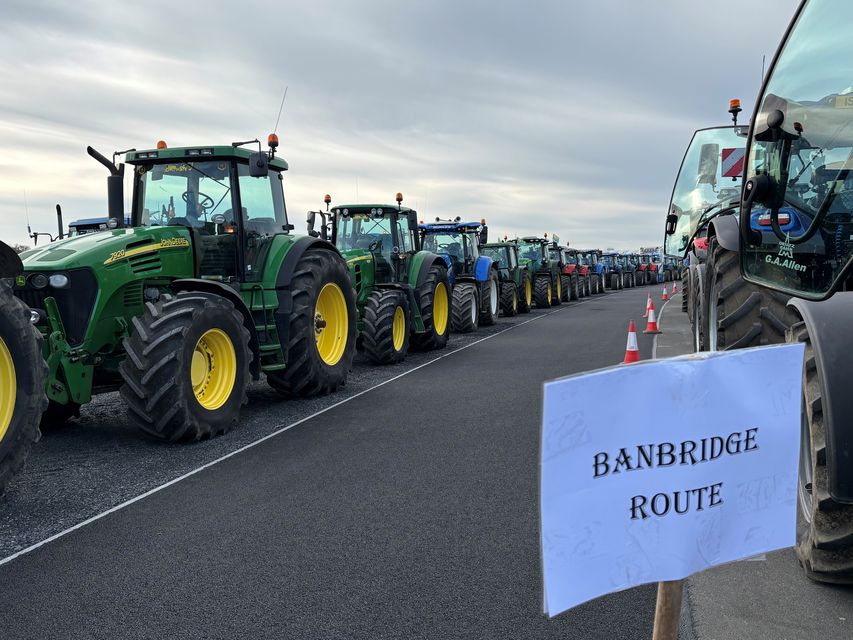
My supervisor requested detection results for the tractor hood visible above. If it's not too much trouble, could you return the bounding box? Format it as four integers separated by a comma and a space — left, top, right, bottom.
19, 226, 193, 272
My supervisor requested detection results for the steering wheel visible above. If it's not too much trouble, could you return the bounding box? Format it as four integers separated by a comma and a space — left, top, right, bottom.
182, 191, 215, 212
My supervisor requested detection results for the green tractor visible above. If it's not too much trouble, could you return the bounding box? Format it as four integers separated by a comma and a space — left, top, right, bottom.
737, 0, 853, 583
0, 241, 46, 496
516, 236, 562, 308
306, 194, 450, 364
480, 240, 533, 316
13, 136, 357, 441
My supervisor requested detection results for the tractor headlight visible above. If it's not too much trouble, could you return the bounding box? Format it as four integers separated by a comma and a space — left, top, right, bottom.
30, 273, 48, 289
49, 274, 70, 288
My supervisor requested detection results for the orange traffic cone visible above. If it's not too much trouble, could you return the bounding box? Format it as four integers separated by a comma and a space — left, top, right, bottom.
672, 281, 678, 294
662, 286, 669, 301
644, 301, 661, 334
623, 320, 640, 363
643, 293, 652, 318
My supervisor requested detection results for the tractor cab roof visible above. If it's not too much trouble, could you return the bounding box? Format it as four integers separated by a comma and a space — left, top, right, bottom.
332, 204, 414, 216
483, 241, 515, 248
420, 218, 484, 232
520, 236, 550, 244
127, 144, 289, 172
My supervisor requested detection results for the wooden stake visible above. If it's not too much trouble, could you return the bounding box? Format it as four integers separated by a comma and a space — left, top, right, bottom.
652, 579, 684, 640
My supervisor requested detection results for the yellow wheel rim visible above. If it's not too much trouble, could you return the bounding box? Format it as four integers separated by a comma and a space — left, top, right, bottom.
557, 277, 562, 299
0, 337, 15, 442
547, 283, 552, 301
433, 282, 449, 336
392, 305, 405, 352
191, 329, 236, 410
512, 288, 518, 312
314, 283, 349, 366
525, 280, 532, 305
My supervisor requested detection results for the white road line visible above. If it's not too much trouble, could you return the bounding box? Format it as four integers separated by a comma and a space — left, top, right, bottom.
651, 293, 676, 360
0, 302, 582, 568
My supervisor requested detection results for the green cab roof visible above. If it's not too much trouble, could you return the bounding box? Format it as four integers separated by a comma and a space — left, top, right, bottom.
127, 144, 289, 171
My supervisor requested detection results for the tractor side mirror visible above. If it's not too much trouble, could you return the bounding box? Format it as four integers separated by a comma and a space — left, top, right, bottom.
307, 211, 316, 234
407, 211, 418, 231
665, 212, 678, 235
480, 225, 488, 245
248, 151, 269, 178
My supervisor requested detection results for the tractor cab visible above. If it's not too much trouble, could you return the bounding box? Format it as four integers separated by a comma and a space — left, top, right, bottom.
127, 139, 293, 283
517, 236, 550, 266
419, 218, 488, 279
312, 195, 420, 285
601, 252, 622, 273
664, 126, 748, 258
480, 241, 519, 273
739, 1, 853, 299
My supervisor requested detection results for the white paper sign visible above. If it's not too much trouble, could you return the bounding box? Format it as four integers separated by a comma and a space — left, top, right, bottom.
540, 344, 804, 617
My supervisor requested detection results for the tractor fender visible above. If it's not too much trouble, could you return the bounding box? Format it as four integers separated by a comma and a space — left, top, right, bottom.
0, 241, 23, 278
708, 214, 740, 252
171, 278, 262, 380
788, 293, 853, 502
411, 252, 448, 289
474, 255, 494, 282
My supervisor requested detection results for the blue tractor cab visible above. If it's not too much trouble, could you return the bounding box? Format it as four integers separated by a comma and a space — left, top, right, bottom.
419, 218, 500, 330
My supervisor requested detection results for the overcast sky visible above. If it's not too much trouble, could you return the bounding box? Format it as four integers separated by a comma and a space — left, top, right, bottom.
0, 0, 799, 249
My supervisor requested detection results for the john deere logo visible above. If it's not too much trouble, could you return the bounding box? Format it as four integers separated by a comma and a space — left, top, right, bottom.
15, 275, 25, 287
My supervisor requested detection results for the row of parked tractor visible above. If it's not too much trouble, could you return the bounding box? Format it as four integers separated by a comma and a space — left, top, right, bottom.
662, 0, 853, 586
0, 138, 672, 499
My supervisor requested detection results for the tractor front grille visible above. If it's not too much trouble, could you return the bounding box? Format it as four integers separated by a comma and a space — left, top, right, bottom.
14, 268, 98, 346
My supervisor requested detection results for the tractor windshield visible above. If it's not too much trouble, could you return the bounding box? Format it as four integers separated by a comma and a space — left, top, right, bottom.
423, 231, 478, 262
664, 126, 747, 257
337, 214, 395, 260
518, 242, 544, 262
481, 245, 510, 267
740, 0, 853, 298
134, 160, 288, 281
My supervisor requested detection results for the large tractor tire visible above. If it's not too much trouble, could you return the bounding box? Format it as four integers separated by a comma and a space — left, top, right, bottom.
691, 264, 707, 353
479, 269, 500, 326
534, 275, 551, 309
451, 282, 479, 333
706, 237, 796, 351
500, 282, 518, 317
560, 275, 570, 302
551, 274, 563, 306
518, 271, 533, 314
362, 289, 410, 365
790, 317, 853, 583
681, 268, 689, 313
121, 291, 252, 442
266, 250, 357, 396
582, 277, 590, 297
410, 264, 450, 351
646, 270, 654, 285
609, 274, 619, 290
569, 275, 580, 301
0, 282, 46, 497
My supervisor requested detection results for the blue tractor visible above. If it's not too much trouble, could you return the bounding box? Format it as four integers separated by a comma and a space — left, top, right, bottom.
420, 218, 500, 332
600, 252, 624, 289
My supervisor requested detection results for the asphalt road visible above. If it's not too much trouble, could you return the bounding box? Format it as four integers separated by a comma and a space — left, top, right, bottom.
1, 283, 662, 639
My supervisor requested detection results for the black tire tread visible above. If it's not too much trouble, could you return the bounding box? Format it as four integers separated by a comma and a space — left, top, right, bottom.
410, 264, 450, 351
0, 282, 46, 497
451, 282, 478, 333
792, 320, 853, 582
266, 250, 357, 396
362, 289, 409, 365
119, 291, 252, 441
